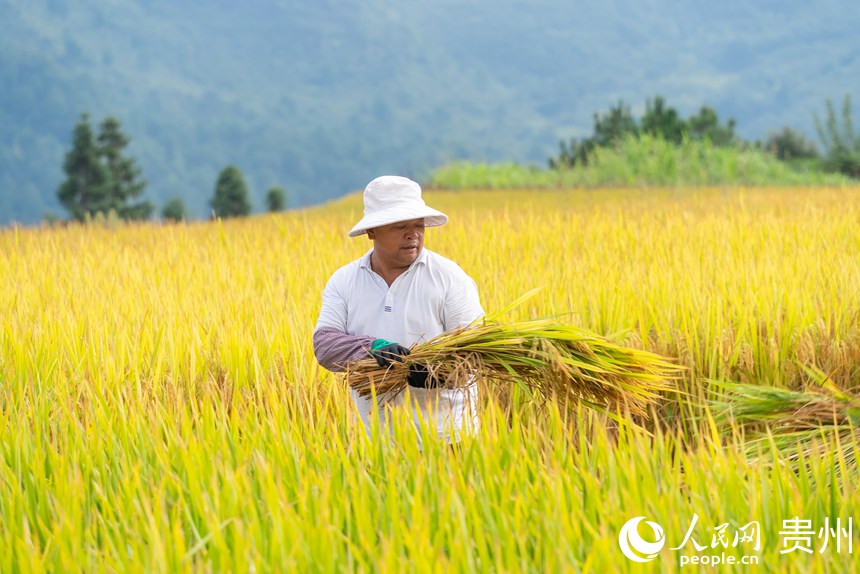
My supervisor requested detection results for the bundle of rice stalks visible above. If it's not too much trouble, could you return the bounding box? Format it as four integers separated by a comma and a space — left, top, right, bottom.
346, 293, 683, 418
710, 366, 860, 474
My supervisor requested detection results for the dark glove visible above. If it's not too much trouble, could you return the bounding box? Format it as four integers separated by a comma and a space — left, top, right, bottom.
406, 363, 445, 389
370, 339, 410, 368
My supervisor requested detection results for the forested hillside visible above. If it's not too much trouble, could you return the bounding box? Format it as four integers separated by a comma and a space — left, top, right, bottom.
1, 0, 858, 224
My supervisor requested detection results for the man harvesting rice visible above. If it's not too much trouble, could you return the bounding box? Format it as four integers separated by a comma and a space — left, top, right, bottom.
313, 175, 483, 446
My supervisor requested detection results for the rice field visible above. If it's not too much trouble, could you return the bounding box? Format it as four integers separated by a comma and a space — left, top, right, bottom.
1, 186, 859, 572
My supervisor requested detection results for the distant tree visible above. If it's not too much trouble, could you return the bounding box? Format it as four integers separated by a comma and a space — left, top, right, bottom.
548, 139, 575, 169
548, 101, 634, 169
548, 138, 594, 169
265, 186, 287, 212
42, 212, 62, 227
592, 100, 638, 147
57, 113, 152, 222
685, 106, 736, 146
210, 165, 251, 218
547, 97, 741, 170
764, 127, 819, 161
58, 113, 111, 221
161, 197, 187, 222
814, 94, 860, 178
641, 96, 684, 144
97, 116, 153, 220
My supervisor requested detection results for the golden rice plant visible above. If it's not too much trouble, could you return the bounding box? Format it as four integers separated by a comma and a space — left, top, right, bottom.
347, 291, 685, 418
2, 186, 860, 572
710, 366, 860, 475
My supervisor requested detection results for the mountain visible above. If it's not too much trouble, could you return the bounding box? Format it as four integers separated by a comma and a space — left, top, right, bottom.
2, 0, 859, 225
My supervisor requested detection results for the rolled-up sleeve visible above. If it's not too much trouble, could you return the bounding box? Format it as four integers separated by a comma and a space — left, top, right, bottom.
313, 327, 375, 372
314, 272, 375, 372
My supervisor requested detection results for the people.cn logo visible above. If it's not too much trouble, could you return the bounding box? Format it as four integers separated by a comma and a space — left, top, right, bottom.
618, 516, 666, 562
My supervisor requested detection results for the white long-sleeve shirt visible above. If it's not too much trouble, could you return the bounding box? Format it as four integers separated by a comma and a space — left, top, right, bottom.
314, 247, 484, 444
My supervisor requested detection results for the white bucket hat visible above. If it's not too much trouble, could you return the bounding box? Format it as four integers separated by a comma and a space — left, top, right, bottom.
348, 175, 448, 237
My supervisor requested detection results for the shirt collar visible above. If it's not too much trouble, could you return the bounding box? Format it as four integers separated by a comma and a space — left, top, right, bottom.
359, 247, 429, 270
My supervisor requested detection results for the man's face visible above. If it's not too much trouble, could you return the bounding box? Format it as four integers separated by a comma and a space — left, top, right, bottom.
367, 218, 425, 268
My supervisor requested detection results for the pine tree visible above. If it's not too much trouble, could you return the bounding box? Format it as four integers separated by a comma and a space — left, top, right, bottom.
210, 165, 251, 218
57, 113, 153, 222
97, 116, 153, 220
57, 113, 111, 221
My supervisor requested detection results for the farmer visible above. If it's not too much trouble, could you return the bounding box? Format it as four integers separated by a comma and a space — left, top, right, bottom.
313, 175, 484, 446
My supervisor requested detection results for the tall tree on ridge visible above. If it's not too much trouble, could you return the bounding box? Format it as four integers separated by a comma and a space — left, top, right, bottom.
58, 113, 110, 221
57, 113, 153, 222
210, 165, 252, 218
97, 116, 153, 221
266, 186, 287, 212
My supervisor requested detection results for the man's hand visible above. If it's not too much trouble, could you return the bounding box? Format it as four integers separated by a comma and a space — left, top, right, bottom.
370, 339, 410, 368
406, 363, 445, 389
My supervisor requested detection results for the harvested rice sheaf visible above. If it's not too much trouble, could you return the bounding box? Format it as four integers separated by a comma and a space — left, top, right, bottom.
709, 367, 860, 474
346, 316, 684, 417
